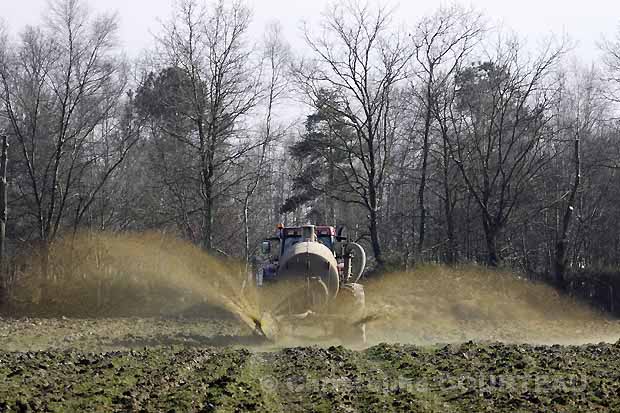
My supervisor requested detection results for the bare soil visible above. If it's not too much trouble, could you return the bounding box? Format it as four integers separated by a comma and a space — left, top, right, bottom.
1, 316, 620, 412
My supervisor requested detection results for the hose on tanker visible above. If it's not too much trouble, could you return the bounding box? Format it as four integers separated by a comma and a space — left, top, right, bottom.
345, 242, 366, 283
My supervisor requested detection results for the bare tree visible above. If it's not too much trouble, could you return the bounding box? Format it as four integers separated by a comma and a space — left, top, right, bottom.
431, 74, 468, 263
410, 4, 483, 260
294, 1, 412, 265
240, 21, 290, 262
153, 0, 261, 251
447, 36, 566, 266
0, 132, 7, 306
0, 23, 8, 304
551, 64, 609, 283
0, 0, 137, 244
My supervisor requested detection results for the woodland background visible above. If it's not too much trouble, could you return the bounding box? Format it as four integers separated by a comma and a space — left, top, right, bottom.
2, 0, 620, 313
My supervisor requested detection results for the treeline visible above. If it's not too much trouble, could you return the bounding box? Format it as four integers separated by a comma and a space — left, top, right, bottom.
1, 0, 620, 287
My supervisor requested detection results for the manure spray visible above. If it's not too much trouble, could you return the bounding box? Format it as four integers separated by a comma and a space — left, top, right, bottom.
16, 231, 268, 334
14, 232, 620, 346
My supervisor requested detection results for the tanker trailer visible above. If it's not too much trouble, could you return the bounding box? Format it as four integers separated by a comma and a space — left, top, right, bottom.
255, 224, 367, 343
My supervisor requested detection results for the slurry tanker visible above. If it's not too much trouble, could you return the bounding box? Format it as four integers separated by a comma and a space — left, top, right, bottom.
255, 224, 367, 343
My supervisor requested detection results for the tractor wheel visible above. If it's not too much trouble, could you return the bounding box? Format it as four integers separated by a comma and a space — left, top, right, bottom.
332, 283, 366, 345
271, 277, 329, 317
306, 277, 330, 313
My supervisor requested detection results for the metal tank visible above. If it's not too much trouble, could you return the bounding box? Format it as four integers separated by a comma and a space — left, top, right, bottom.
277, 226, 340, 299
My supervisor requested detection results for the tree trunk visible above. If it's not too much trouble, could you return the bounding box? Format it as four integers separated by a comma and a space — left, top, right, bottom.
327, 142, 336, 226
243, 197, 250, 263
0, 135, 7, 307
555, 133, 580, 287
442, 134, 456, 264
202, 135, 216, 251
203, 191, 213, 251
445, 204, 456, 264
417, 91, 433, 261
368, 179, 383, 265
369, 207, 383, 266
482, 216, 499, 267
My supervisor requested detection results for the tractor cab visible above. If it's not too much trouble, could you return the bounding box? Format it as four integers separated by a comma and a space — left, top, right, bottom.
258, 225, 338, 285
279, 225, 336, 256
261, 225, 338, 258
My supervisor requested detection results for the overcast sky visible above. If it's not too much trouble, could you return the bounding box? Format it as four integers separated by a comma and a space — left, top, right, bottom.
1, 0, 618, 62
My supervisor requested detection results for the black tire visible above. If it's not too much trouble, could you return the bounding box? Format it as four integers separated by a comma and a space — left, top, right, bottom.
332, 283, 366, 344
271, 277, 330, 316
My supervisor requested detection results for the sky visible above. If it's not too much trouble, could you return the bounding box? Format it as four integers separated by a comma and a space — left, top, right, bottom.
0, 0, 619, 63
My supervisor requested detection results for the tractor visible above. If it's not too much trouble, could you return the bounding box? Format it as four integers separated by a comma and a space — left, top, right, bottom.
254, 224, 367, 344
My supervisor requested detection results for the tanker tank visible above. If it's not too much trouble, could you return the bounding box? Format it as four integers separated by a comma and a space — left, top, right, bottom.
277, 240, 340, 298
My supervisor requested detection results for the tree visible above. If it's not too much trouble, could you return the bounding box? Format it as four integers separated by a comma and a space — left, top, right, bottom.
545, 63, 614, 279
0, 133, 7, 306
430, 74, 469, 263
150, 0, 261, 251
294, 1, 412, 265
410, 4, 483, 260
447, 37, 566, 266
239, 21, 290, 262
0, 0, 137, 244
0, 23, 8, 304
282, 89, 351, 224
552, 67, 593, 283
